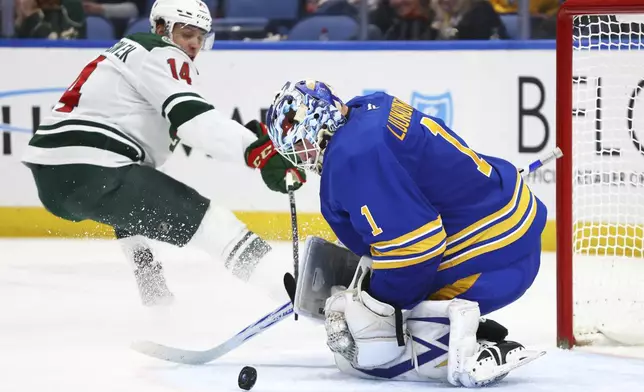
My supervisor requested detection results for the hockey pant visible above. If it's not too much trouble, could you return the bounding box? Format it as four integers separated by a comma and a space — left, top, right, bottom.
429, 244, 541, 315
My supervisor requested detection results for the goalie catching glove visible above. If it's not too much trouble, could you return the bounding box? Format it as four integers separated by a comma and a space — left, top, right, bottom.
244, 120, 306, 194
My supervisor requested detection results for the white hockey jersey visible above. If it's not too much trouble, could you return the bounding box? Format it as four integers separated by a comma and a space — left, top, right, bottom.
22, 33, 256, 168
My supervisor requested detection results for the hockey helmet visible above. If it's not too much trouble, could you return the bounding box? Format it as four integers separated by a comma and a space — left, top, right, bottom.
149, 0, 215, 50
266, 80, 346, 174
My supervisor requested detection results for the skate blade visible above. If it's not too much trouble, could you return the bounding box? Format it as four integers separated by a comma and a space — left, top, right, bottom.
473, 350, 546, 385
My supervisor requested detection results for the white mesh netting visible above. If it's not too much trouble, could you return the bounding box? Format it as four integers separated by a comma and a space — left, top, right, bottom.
572, 14, 644, 345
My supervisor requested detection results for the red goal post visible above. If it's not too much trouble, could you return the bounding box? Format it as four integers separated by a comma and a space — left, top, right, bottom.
557, 0, 644, 349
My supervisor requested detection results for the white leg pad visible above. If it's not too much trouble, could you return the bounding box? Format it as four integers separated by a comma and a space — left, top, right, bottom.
441, 300, 481, 386
330, 298, 480, 384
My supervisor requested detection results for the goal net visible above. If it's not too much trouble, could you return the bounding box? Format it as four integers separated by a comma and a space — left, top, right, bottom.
558, 2, 644, 347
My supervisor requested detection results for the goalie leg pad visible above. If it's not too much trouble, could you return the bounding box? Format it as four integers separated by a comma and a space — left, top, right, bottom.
325, 264, 408, 369
293, 236, 361, 320
328, 298, 480, 383
411, 299, 481, 386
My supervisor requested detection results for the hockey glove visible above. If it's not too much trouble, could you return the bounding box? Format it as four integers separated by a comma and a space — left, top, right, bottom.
244, 120, 306, 194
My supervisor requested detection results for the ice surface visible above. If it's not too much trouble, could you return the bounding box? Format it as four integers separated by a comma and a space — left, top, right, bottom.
1, 239, 644, 392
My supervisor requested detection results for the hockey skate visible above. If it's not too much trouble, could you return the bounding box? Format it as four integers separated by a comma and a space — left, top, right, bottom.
464, 340, 545, 387
132, 247, 174, 307
458, 318, 545, 387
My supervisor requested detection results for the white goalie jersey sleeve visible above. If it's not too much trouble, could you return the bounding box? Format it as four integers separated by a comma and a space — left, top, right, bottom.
136, 46, 256, 161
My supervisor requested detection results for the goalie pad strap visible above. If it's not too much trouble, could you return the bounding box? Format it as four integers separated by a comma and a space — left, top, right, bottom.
395, 307, 405, 347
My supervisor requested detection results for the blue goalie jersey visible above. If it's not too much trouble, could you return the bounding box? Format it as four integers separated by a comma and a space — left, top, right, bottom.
320, 92, 547, 310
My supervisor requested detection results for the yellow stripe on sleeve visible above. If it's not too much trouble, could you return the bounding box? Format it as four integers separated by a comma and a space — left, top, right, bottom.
445, 174, 522, 250
438, 193, 538, 271
372, 216, 444, 252
444, 180, 531, 257
372, 226, 445, 259
372, 238, 446, 269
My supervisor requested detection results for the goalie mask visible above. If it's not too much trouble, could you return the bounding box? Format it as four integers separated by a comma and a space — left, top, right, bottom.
149, 0, 215, 51
266, 80, 347, 174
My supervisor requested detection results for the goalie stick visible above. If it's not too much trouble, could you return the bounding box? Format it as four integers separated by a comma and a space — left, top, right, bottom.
131, 148, 564, 365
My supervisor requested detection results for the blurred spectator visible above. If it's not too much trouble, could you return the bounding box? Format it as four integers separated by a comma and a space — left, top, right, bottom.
431, 0, 508, 40
368, 0, 395, 34
14, 0, 86, 38
299, 0, 383, 40
309, 0, 357, 17
306, 0, 382, 16
81, 0, 140, 20
2, 0, 15, 36
82, 0, 145, 37
489, 0, 559, 38
489, 0, 558, 15
376, 0, 437, 41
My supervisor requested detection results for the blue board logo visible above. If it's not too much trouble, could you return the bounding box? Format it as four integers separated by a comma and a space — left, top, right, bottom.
410, 91, 453, 128
363, 90, 454, 128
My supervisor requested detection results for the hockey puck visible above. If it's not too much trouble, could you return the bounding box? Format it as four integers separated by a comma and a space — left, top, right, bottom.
238, 366, 257, 390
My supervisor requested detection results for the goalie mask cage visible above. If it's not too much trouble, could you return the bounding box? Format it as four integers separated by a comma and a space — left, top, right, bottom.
557, 0, 644, 349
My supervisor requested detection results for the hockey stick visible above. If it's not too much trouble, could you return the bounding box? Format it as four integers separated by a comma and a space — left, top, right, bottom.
518, 147, 563, 176
131, 173, 303, 364
285, 172, 300, 321
131, 301, 294, 365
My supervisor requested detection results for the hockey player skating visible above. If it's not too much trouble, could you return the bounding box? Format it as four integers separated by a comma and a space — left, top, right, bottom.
21, 0, 304, 306
264, 80, 547, 387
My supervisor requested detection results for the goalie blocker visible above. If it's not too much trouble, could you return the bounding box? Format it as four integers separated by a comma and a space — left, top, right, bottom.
291, 236, 544, 387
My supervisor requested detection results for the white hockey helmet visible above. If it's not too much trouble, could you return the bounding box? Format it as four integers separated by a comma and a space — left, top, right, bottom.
149, 0, 215, 50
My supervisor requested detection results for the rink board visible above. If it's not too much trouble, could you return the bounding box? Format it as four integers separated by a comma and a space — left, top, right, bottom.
0, 206, 336, 241
1, 40, 641, 251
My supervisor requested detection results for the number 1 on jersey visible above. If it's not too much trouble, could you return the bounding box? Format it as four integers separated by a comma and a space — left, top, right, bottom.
361, 205, 383, 236
420, 117, 492, 177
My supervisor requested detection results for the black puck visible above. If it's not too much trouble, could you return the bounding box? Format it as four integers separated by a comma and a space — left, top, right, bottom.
238, 366, 257, 390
